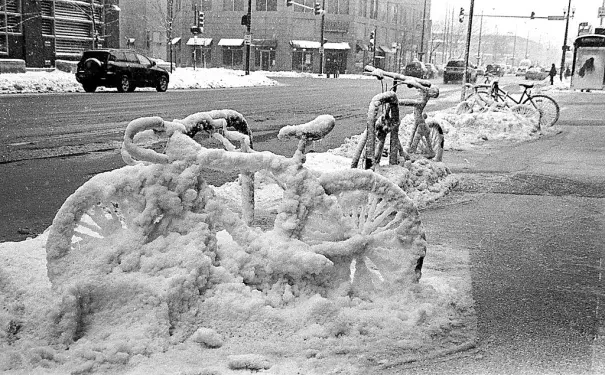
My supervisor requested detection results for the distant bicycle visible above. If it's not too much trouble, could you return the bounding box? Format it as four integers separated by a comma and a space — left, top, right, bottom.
352, 65, 444, 170
460, 79, 560, 129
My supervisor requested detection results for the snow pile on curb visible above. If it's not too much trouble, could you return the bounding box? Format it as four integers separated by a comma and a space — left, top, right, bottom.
0, 68, 279, 94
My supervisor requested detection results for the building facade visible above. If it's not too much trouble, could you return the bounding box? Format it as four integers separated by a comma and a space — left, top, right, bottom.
1, 0, 430, 72
119, 0, 431, 73
0, 0, 120, 67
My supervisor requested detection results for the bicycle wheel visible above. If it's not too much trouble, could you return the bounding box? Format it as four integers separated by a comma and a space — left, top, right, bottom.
523, 94, 560, 128
46, 163, 212, 288
300, 169, 427, 295
420, 120, 444, 162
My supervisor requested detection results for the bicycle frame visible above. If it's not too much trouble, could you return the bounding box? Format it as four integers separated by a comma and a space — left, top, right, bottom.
356, 65, 440, 170
489, 81, 531, 105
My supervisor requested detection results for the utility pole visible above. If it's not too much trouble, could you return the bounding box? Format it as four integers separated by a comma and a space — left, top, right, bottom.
245, 0, 252, 75
512, 27, 517, 67
442, 7, 449, 63
318, 0, 326, 75
461, 0, 475, 101
559, 0, 572, 80
476, 11, 483, 65
419, 0, 427, 61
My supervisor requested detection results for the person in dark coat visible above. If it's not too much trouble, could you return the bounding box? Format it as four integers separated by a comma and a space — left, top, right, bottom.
549, 63, 557, 85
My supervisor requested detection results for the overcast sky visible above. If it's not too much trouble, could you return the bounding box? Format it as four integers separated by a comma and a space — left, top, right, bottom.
430, 0, 605, 47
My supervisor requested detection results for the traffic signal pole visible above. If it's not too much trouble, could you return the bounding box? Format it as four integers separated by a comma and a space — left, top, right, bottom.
319, 0, 325, 75
245, 0, 252, 75
559, 0, 572, 81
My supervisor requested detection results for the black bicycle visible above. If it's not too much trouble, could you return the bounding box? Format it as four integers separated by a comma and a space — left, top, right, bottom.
462, 80, 560, 128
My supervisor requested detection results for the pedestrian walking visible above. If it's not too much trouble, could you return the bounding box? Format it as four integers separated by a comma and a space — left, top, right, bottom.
549, 63, 557, 85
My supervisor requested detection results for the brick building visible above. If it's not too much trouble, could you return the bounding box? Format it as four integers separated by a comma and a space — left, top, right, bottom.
1, 0, 430, 72
120, 0, 431, 73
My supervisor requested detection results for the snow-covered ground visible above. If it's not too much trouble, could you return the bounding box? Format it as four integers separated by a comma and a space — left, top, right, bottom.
0, 68, 560, 374
0, 67, 375, 94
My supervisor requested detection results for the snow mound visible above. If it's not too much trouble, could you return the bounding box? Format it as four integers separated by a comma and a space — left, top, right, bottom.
0, 68, 279, 94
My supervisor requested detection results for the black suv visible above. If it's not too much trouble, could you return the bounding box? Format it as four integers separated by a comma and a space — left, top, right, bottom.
486, 64, 505, 77
443, 59, 477, 84
76, 49, 169, 92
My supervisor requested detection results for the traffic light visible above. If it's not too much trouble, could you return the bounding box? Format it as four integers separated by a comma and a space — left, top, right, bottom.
530, 11, 535, 19
369, 31, 375, 52
286, 0, 292, 6
314, 2, 321, 15
198, 12, 205, 27
458, 7, 465, 23
241, 14, 250, 26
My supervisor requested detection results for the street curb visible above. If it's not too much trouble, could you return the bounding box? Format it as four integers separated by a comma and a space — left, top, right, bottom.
379, 340, 477, 370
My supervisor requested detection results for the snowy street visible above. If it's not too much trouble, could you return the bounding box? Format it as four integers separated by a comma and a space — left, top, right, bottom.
1, 70, 605, 374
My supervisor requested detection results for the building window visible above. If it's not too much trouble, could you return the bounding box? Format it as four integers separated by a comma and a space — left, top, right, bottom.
256, 0, 277, 11
254, 49, 275, 69
224, 0, 245, 11
358, 0, 367, 17
328, 0, 349, 15
1, 0, 22, 34
292, 51, 314, 72
223, 47, 243, 66
294, 0, 313, 13
369, 0, 378, 19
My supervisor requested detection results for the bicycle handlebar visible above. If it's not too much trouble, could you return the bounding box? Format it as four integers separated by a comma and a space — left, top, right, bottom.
364, 65, 432, 90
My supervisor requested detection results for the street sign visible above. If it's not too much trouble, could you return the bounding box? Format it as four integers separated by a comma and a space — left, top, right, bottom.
599, 7, 605, 17
547, 15, 565, 21
244, 34, 251, 45
319, 46, 324, 54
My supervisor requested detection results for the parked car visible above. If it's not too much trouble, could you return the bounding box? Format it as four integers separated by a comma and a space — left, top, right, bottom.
486, 64, 505, 77
404, 61, 428, 79
425, 63, 439, 79
443, 59, 477, 83
525, 67, 548, 80
75, 49, 170, 93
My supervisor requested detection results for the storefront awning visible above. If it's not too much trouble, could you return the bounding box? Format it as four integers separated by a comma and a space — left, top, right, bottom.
186, 37, 212, 46
356, 42, 368, 52
171, 37, 182, 45
252, 39, 277, 49
218, 38, 244, 47
290, 40, 321, 49
378, 45, 395, 53
324, 42, 350, 50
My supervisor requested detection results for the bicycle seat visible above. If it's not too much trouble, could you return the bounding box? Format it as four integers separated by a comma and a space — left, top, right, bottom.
519, 82, 534, 89
278, 115, 336, 141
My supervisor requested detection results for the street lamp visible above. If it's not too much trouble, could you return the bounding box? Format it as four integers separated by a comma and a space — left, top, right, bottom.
559, 0, 574, 80
418, 0, 428, 61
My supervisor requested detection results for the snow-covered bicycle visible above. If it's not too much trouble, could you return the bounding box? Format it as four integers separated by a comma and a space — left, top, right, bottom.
351, 65, 445, 170
46, 110, 427, 312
